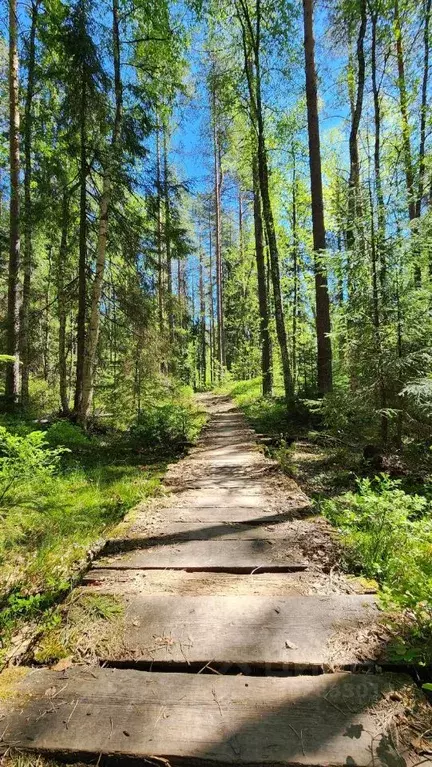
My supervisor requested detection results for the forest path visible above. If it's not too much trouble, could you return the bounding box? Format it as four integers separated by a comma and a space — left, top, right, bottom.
0, 395, 429, 765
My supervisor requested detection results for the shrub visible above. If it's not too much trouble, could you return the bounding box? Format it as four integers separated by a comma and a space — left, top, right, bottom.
323, 475, 428, 577
321, 388, 375, 439
0, 427, 67, 508
130, 401, 203, 448
45, 421, 93, 450
322, 475, 432, 661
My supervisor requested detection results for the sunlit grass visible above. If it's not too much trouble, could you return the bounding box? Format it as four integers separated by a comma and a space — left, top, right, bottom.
0, 459, 166, 597
0, 449, 168, 662
0, 391, 207, 662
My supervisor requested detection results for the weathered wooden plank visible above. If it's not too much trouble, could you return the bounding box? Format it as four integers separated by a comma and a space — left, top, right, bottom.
173, 485, 266, 498
171, 491, 268, 508
98, 593, 377, 666
98, 539, 307, 572
83, 568, 374, 597
1, 668, 413, 765
169, 491, 310, 511
168, 480, 267, 490
161, 502, 271, 517
161, 519, 297, 539
104, 521, 309, 552
82, 568, 337, 596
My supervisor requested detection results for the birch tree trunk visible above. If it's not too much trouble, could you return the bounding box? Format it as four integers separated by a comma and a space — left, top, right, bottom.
252, 152, 272, 396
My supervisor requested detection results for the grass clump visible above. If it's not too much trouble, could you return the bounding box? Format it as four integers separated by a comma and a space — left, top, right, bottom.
0, 667, 31, 702
34, 593, 125, 664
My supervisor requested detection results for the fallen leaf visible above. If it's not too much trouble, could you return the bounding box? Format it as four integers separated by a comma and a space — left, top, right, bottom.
52, 657, 73, 672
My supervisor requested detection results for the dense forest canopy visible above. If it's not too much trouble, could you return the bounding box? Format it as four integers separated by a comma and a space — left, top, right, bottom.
1, 0, 431, 447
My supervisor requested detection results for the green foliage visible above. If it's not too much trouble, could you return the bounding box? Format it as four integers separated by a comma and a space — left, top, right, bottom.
218, 376, 319, 436
321, 389, 375, 440
45, 421, 94, 450
130, 398, 206, 448
323, 476, 429, 577
0, 427, 67, 507
322, 476, 432, 663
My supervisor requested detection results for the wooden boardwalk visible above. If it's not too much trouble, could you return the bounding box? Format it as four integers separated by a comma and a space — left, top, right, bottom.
0, 395, 428, 765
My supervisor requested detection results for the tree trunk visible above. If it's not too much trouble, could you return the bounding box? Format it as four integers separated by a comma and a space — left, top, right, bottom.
208, 210, 215, 385
252, 152, 272, 396
346, 0, 367, 251
79, 0, 122, 425
213, 88, 225, 376
74, 70, 87, 412
5, 0, 21, 405
199, 246, 206, 387
44, 245, 52, 381
163, 124, 174, 344
21, 0, 40, 405
156, 125, 164, 332
291, 155, 299, 390
394, 0, 416, 223
416, 0, 431, 217
369, 183, 387, 445
236, 0, 293, 401
302, 0, 333, 395
370, 5, 387, 288
58, 192, 70, 415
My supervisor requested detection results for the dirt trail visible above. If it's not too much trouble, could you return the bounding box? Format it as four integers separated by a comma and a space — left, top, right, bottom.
0, 395, 430, 766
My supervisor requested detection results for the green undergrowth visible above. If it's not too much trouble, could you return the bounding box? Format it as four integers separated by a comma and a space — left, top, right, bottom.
322, 476, 432, 667
0, 389, 206, 664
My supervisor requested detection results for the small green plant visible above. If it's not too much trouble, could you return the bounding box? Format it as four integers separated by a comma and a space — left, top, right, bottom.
0, 427, 68, 508
274, 439, 296, 474
322, 475, 432, 663
323, 475, 428, 577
